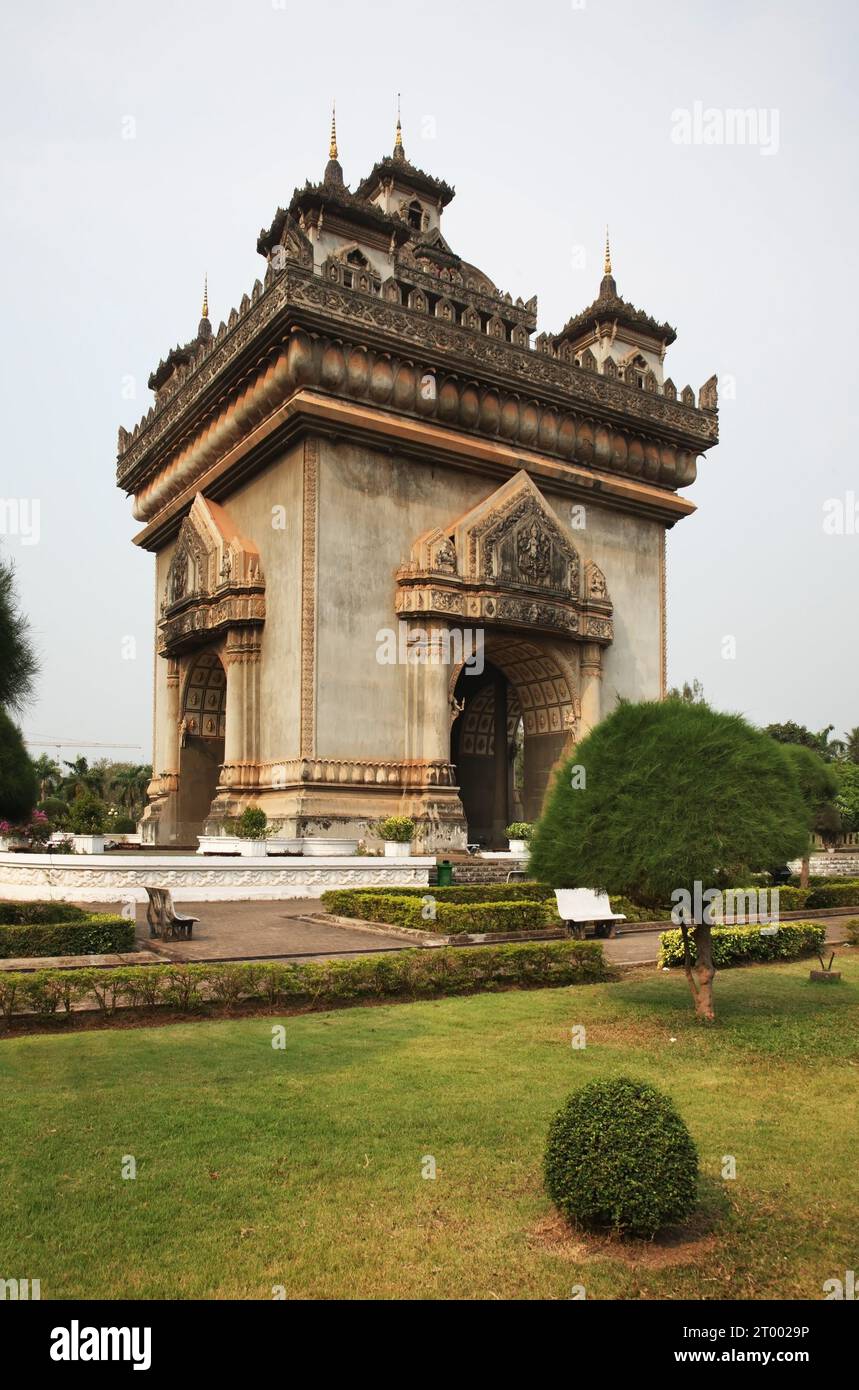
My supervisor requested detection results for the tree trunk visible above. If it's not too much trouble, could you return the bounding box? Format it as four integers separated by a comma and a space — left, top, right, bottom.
680, 920, 716, 1022
800, 856, 810, 889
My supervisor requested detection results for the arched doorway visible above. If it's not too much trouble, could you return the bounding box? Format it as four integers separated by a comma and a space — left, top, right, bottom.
450, 634, 578, 848
176, 650, 226, 840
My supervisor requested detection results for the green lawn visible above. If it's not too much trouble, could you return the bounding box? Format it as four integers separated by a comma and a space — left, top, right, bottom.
1, 953, 857, 1300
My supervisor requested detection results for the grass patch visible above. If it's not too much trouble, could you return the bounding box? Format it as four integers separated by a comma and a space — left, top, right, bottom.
0, 952, 856, 1300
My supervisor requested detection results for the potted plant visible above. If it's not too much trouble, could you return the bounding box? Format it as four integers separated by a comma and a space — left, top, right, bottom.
505, 822, 533, 855
376, 816, 416, 857
67, 791, 108, 853
0, 819, 25, 852
233, 805, 271, 856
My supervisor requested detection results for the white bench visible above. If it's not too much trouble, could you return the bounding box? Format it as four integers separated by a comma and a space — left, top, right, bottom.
554, 888, 626, 939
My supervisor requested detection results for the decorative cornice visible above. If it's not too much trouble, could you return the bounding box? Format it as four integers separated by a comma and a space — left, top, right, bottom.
258, 757, 458, 789
158, 592, 265, 656
117, 264, 717, 500
354, 154, 456, 207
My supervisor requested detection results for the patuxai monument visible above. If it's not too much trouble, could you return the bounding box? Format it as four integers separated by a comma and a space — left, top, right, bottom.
117, 114, 718, 851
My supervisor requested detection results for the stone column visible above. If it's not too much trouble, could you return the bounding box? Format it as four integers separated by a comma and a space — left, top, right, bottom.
141, 656, 181, 844
491, 669, 509, 847
403, 621, 453, 767
164, 659, 181, 777
222, 629, 261, 791
579, 642, 603, 738
403, 620, 467, 851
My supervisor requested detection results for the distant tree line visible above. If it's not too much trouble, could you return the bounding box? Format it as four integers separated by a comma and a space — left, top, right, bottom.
0, 551, 150, 834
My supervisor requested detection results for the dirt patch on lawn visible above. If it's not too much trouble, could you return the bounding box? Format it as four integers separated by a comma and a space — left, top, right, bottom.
528, 1210, 723, 1270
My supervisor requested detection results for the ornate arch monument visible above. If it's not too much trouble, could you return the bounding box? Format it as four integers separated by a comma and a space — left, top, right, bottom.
117, 116, 718, 849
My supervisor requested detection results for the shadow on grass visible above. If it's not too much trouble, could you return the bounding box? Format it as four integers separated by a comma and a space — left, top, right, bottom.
531, 1173, 732, 1269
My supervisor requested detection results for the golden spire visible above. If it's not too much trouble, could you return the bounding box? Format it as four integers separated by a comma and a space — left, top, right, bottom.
201, 272, 209, 320
395, 92, 403, 151
329, 102, 338, 160
604, 226, 612, 276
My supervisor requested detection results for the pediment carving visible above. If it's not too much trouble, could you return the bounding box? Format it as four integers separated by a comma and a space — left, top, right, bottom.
396, 471, 612, 644
158, 494, 265, 656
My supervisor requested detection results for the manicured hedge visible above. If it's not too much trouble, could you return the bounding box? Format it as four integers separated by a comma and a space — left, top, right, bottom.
0, 914, 134, 959
323, 884, 652, 922
746, 882, 859, 912
788, 874, 859, 889
328, 884, 552, 905
321, 890, 554, 934
763, 886, 810, 911
0, 901, 89, 926
0, 939, 610, 1025
806, 882, 859, 908
658, 921, 826, 969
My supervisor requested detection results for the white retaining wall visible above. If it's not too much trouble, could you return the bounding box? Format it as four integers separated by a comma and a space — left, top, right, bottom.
0, 852, 434, 903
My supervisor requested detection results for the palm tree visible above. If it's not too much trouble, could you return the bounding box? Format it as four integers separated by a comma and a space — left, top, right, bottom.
31, 754, 61, 800
62, 757, 104, 800
110, 763, 152, 820
844, 727, 859, 765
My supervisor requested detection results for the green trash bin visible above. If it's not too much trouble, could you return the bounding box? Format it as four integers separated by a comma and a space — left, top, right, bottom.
436, 860, 454, 887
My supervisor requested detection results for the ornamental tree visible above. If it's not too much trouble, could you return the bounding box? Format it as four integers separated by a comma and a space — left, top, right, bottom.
0, 710, 38, 822
780, 743, 841, 886
0, 553, 38, 713
529, 699, 809, 1021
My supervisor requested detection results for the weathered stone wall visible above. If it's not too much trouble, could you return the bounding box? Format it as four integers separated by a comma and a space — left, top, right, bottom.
208, 443, 304, 765
792, 855, 859, 878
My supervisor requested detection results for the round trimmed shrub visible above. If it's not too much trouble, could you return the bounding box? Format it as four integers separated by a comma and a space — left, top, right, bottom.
234, 805, 268, 840
376, 815, 415, 843
544, 1076, 698, 1238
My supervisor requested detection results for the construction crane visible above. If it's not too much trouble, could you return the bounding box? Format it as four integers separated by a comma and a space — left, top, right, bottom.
25, 737, 144, 757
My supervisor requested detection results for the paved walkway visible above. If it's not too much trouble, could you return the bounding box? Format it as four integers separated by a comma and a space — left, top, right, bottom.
55, 900, 850, 969
129, 900, 409, 962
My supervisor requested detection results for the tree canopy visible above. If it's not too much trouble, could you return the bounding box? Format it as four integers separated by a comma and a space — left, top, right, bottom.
0, 709, 38, 822
530, 699, 810, 907
780, 743, 841, 843
0, 553, 38, 713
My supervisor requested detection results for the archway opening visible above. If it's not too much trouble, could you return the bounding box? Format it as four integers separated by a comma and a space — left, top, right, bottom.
450, 635, 576, 847
176, 650, 226, 841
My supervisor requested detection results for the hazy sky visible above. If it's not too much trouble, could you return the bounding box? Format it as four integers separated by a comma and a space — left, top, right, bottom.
1, 0, 856, 763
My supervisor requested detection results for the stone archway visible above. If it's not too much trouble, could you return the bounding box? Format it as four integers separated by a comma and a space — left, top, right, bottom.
176, 650, 227, 842
396, 469, 611, 850
143, 493, 266, 846
449, 632, 580, 846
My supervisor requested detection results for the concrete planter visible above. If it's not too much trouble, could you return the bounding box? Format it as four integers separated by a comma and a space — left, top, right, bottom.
197, 835, 242, 855
508, 839, 529, 855
239, 839, 268, 857
72, 834, 105, 855
303, 838, 359, 857
265, 838, 303, 856
384, 840, 412, 857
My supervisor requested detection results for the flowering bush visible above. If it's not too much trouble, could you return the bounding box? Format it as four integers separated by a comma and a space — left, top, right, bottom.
0, 810, 52, 847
